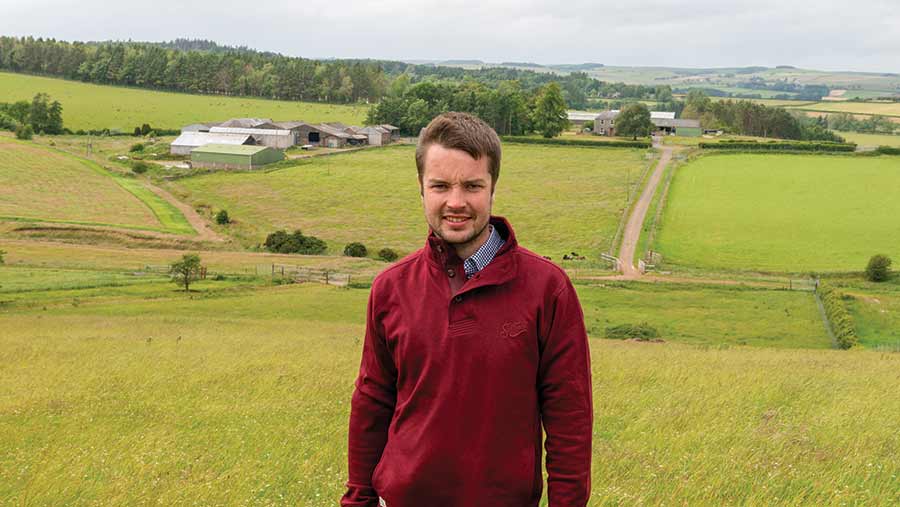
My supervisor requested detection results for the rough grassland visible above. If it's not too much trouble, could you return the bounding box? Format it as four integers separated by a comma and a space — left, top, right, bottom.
578, 282, 829, 348
654, 154, 900, 273
172, 144, 650, 259
0, 138, 193, 234
795, 101, 900, 117
0, 71, 368, 131
1, 282, 899, 506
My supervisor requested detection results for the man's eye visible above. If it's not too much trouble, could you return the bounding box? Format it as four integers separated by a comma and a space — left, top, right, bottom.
432, 184, 447, 190
466, 184, 483, 190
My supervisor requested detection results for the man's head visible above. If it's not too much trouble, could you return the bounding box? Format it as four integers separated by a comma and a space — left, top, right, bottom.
415, 112, 502, 258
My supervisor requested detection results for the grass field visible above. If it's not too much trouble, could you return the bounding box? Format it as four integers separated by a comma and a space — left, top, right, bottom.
795, 101, 900, 117
0, 137, 193, 235
2, 279, 899, 505
654, 153, 900, 273
170, 144, 651, 259
0, 72, 368, 131
838, 131, 900, 148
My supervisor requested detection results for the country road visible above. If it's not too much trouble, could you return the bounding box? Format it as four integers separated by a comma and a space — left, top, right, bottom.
617, 138, 673, 278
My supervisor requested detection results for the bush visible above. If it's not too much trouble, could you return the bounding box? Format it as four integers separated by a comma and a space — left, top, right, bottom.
133, 126, 142, 136
0, 249, 6, 264
15, 124, 33, 140
130, 160, 150, 174
129, 142, 145, 153
877, 146, 900, 155
605, 322, 660, 340
344, 242, 368, 257
865, 254, 892, 282
699, 140, 856, 152
215, 210, 230, 225
501, 136, 651, 149
818, 283, 858, 349
378, 248, 399, 262
264, 229, 327, 255
141, 123, 152, 136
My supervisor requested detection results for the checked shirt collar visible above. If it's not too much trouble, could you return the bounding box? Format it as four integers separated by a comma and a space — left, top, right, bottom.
463, 224, 505, 279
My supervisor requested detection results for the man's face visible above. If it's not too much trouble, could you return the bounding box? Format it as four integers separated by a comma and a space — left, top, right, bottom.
421, 144, 494, 258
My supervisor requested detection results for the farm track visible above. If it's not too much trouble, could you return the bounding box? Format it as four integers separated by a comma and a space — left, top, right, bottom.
142, 183, 227, 242
616, 138, 673, 278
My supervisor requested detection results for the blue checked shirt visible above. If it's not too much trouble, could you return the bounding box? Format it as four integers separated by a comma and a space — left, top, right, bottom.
463, 225, 505, 279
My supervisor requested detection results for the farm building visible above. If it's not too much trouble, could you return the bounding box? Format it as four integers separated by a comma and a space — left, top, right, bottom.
592, 110, 699, 137
208, 126, 295, 149
567, 111, 601, 126
180, 122, 219, 133
379, 124, 400, 141
170, 132, 257, 155
292, 123, 367, 148
190, 144, 284, 170
653, 118, 702, 137
355, 126, 391, 146
218, 118, 280, 129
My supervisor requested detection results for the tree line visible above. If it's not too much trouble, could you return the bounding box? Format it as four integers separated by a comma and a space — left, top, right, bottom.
681, 90, 843, 142
366, 78, 568, 137
0, 92, 63, 138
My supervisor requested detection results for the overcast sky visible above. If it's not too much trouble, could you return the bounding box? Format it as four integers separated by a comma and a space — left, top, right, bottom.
2, 0, 898, 73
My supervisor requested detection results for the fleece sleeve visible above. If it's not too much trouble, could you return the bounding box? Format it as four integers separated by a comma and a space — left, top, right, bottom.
341, 284, 398, 507
538, 279, 593, 507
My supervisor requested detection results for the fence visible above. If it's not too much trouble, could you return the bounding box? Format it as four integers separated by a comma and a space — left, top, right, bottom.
261, 264, 352, 287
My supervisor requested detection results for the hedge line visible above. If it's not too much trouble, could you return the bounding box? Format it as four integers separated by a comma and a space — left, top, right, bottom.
819, 283, 858, 349
699, 140, 857, 152
876, 146, 900, 155
501, 136, 651, 148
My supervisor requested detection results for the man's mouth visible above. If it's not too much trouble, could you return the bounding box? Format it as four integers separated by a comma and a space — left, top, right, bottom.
443, 216, 470, 225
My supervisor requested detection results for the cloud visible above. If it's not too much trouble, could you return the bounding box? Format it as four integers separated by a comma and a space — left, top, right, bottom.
0, 0, 897, 72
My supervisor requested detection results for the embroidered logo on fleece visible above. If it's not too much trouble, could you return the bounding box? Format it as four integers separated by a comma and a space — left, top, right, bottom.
378, 497, 387, 507
500, 320, 528, 338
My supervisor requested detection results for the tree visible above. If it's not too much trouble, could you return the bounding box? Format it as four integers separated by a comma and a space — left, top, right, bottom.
531, 82, 568, 138
615, 103, 653, 140
865, 254, 892, 282
344, 242, 368, 257
170, 253, 202, 291
15, 123, 33, 140
215, 210, 230, 225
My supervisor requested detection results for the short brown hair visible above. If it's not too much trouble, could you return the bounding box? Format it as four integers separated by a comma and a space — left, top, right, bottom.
415, 112, 501, 190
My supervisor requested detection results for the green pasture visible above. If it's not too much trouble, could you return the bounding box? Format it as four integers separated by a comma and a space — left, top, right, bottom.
170, 144, 651, 259
2, 279, 900, 505
654, 154, 900, 273
795, 101, 900, 118
838, 131, 900, 148
0, 138, 193, 235
0, 72, 368, 131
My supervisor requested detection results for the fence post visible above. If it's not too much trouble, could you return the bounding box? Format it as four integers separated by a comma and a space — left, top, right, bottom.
325, 270, 329, 285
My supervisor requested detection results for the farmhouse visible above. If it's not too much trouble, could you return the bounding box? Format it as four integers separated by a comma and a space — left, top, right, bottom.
170, 132, 256, 155
593, 110, 701, 137
190, 144, 284, 170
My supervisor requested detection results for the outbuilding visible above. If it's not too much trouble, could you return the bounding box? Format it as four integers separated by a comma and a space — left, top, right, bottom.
190, 144, 284, 170
208, 126, 295, 149
170, 132, 256, 155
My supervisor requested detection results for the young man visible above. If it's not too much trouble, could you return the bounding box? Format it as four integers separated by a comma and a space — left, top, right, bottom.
341, 112, 593, 507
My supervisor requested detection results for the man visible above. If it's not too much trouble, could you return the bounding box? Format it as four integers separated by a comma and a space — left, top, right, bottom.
341, 112, 593, 507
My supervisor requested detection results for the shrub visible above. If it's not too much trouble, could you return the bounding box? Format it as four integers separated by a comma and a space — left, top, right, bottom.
215, 210, 230, 225
865, 254, 892, 282
699, 140, 856, 152
501, 136, 651, 149
0, 249, 6, 264
264, 229, 327, 255
344, 242, 368, 257
130, 160, 150, 174
15, 124, 33, 140
818, 283, 858, 349
378, 248, 399, 262
129, 142, 145, 153
605, 322, 660, 340
877, 146, 900, 155
133, 126, 142, 136
141, 123, 152, 136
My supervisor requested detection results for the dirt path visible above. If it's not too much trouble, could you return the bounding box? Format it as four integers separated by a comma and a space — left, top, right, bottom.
144, 183, 228, 242
616, 138, 673, 278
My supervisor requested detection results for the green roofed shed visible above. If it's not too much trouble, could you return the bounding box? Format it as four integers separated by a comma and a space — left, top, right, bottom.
191, 144, 284, 170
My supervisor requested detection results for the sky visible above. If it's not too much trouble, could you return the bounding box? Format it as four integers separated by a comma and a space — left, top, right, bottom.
2, 0, 899, 73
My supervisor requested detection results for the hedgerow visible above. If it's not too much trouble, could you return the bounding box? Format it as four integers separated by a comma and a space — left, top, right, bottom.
818, 283, 858, 349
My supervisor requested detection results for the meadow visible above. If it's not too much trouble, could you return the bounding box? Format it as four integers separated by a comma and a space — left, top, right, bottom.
169, 144, 653, 259
2, 280, 900, 506
0, 137, 192, 235
837, 131, 900, 148
653, 153, 900, 273
794, 101, 900, 118
0, 72, 368, 131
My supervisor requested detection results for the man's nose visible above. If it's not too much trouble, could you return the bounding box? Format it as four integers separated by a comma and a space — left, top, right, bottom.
446, 185, 466, 209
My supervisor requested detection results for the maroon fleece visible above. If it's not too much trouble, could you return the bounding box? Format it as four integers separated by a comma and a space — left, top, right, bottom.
342, 216, 593, 507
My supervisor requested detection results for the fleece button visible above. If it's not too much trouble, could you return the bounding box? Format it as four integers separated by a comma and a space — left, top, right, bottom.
446, 268, 455, 278
454, 295, 463, 303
